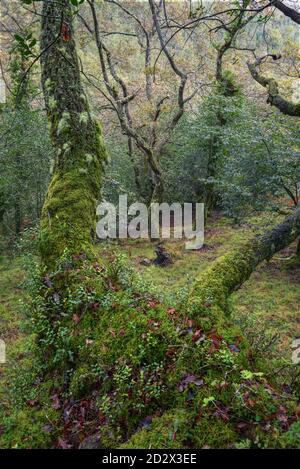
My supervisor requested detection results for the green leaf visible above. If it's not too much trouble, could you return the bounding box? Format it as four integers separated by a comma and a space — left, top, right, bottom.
69, 0, 85, 5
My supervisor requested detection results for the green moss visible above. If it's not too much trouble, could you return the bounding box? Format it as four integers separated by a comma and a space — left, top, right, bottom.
79, 112, 89, 125
1, 231, 299, 448
39, 169, 98, 267
57, 111, 70, 135
121, 411, 236, 449
0, 258, 60, 449
280, 421, 300, 448
44, 78, 52, 90
39, 117, 107, 271
0, 408, 59, 449
69, 364, 99, 398
121, 411, 188, 449
192, 416, 237, 448
48, 96, 57, 111
85, 153, 94, 165
79, 167, 88, 174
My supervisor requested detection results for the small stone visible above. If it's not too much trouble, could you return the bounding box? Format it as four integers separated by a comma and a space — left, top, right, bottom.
140, 258, 151, 266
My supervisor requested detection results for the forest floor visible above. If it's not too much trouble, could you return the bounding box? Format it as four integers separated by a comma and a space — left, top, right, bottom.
0, 211, 299, 446
96, 210, 300, 359
0, 257, 29, 445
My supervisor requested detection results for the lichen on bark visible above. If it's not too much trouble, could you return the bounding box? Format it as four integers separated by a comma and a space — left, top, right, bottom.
39, 0, 107, 270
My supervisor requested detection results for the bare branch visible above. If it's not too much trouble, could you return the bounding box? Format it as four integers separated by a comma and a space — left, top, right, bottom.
247, 54, 300, 117
270, 0, 300, 24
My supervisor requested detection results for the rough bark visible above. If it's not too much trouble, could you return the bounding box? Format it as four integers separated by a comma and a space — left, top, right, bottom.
39, 0, 107, 270
271, 0, 300, 25
247, 56, 300, 117
297, 237, 300, 257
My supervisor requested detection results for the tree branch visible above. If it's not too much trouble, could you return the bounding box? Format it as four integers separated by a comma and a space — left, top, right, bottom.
271, 0, 300, 24
247, 54, 300, 117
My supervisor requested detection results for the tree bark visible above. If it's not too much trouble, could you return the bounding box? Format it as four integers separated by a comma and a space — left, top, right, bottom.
247, 56, 300, 117
189, 204, 300, 316
271, 0, 300, 25
39, 0, 107, 270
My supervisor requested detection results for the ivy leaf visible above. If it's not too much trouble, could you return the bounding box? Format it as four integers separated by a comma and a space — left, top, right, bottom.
70, 0, 85, 5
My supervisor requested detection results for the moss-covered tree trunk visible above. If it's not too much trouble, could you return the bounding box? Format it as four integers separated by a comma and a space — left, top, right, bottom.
39, 0, 106, 270
189, 204, 300, 317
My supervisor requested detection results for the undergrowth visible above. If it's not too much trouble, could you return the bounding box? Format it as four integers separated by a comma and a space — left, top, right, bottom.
0, 219, 299, 449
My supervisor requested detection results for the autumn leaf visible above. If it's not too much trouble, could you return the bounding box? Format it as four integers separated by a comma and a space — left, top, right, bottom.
192, 329, 202, 342
72, 314, 80, 324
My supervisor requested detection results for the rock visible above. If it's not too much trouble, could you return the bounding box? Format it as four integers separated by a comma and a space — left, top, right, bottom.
153, 243, 172, 267
140, 258, 152, 266
79, 433, 104, 449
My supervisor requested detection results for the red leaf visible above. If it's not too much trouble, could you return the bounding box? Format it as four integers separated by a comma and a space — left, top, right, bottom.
51, 394, 61, 410
61, 22, 71, 42
192, 329, 202, 342
58, 438, 73, 449
72, 314, 80, 325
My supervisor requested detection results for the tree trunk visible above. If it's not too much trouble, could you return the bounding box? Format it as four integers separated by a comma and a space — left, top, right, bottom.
189, 204, 300, 318
150, 168, 164, 204
14, 154, 22, 236
0, 188, 5, 225
145, 149, 163, 205
39, 0, 107, 270
127, 137, 142, 196
203, 134, 219, 222
14, 200, 21, 235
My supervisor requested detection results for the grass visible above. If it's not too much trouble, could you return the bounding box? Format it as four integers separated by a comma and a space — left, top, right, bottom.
232, 250, 300, 357
0, 256, 28, 432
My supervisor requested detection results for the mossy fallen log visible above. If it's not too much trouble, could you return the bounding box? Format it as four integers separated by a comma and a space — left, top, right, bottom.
188, 204, 300, 322
26, 206, 299, 449
121, 206, 300, 448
